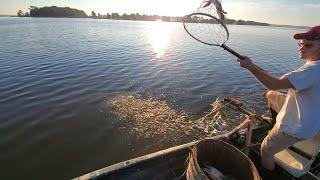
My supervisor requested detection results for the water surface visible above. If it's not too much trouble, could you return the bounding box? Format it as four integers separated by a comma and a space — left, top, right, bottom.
0, 17, 305, 179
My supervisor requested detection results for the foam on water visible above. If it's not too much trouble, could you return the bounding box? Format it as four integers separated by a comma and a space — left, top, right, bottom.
111, 94, 246, 141
111, 94, 191, 139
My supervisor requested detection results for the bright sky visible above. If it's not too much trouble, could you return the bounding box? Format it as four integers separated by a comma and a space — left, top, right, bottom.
1, 0, 319, 26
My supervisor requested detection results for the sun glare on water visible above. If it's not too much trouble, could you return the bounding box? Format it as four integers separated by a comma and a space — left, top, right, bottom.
147, 20, 173, 58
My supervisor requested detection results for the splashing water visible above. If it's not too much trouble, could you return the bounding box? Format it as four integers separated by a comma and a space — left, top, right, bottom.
111, 95, 246, 141
111, 95, 191, 139
204, 99, 246, 136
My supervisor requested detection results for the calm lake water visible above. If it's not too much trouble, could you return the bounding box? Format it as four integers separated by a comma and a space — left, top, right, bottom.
0, 17, 306, 179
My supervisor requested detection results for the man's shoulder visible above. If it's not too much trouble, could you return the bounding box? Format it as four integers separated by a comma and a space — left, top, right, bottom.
294, 62, 320, 74
306, 60, 320, 68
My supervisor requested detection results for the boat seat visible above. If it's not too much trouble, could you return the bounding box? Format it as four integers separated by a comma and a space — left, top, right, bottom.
274, 133, 320, 177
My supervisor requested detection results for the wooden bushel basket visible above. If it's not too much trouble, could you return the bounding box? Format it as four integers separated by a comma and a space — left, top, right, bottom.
186, 139, 260, 180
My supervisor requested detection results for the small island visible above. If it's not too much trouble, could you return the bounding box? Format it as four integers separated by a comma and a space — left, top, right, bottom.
18, 6, 87, 18
16, 6, 270, 26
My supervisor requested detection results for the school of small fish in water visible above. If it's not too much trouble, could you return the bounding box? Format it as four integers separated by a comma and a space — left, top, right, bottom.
111, 94, 246, 141
111, 94, 191, 139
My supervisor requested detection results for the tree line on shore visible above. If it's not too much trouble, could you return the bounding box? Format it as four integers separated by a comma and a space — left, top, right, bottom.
17, 6, 269, 26
18, 6, 87, 18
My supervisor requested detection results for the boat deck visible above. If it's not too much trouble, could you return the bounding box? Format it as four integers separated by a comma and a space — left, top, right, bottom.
74, 125, 320, 180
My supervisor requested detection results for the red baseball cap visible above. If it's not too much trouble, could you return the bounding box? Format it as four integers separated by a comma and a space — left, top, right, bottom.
294, 25, 320, 41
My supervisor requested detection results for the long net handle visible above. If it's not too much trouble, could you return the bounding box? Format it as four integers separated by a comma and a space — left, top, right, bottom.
221, 44, 267, 72
221, 44, 244, 59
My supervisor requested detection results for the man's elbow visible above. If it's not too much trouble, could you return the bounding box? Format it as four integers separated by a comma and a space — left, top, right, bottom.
268, 86, 280, 90
268, 83, 285, 90
273, 78, 294, 90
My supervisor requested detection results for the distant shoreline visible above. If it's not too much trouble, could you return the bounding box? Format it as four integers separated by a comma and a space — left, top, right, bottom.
13, 6, 269, 26
1, 15, 309, 29
0, 6, 310, 28
0, 15, 16, 17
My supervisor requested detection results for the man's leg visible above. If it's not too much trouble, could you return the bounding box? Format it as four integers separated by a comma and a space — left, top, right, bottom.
262, 90, 288, 168
265, 90, 287, 113
261, 145, 276, 170
260, 126, 301, 170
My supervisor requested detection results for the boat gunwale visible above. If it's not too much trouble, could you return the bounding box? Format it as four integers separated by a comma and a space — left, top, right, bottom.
73, 119, 254, 180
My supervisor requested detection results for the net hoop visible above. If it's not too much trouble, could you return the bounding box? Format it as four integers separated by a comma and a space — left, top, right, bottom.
182, 12, 229, 46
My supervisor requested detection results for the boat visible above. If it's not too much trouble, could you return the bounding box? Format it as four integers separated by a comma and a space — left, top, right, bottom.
73, 97, 320, 180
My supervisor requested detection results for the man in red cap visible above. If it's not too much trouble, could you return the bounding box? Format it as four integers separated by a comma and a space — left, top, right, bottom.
237, 25, 320, 171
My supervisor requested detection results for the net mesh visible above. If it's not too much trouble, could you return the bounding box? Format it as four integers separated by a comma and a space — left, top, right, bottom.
183, 0, 229, 45
183, 15, 228, 46
197, 0, 225, 18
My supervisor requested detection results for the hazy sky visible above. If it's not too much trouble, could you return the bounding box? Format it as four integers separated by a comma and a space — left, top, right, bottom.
0, 0, 319, 26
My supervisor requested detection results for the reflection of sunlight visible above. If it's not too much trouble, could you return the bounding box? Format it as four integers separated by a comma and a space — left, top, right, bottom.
148, 21, 172, 58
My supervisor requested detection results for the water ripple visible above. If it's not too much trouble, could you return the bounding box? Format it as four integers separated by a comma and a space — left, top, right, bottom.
0, 18, 305, 180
